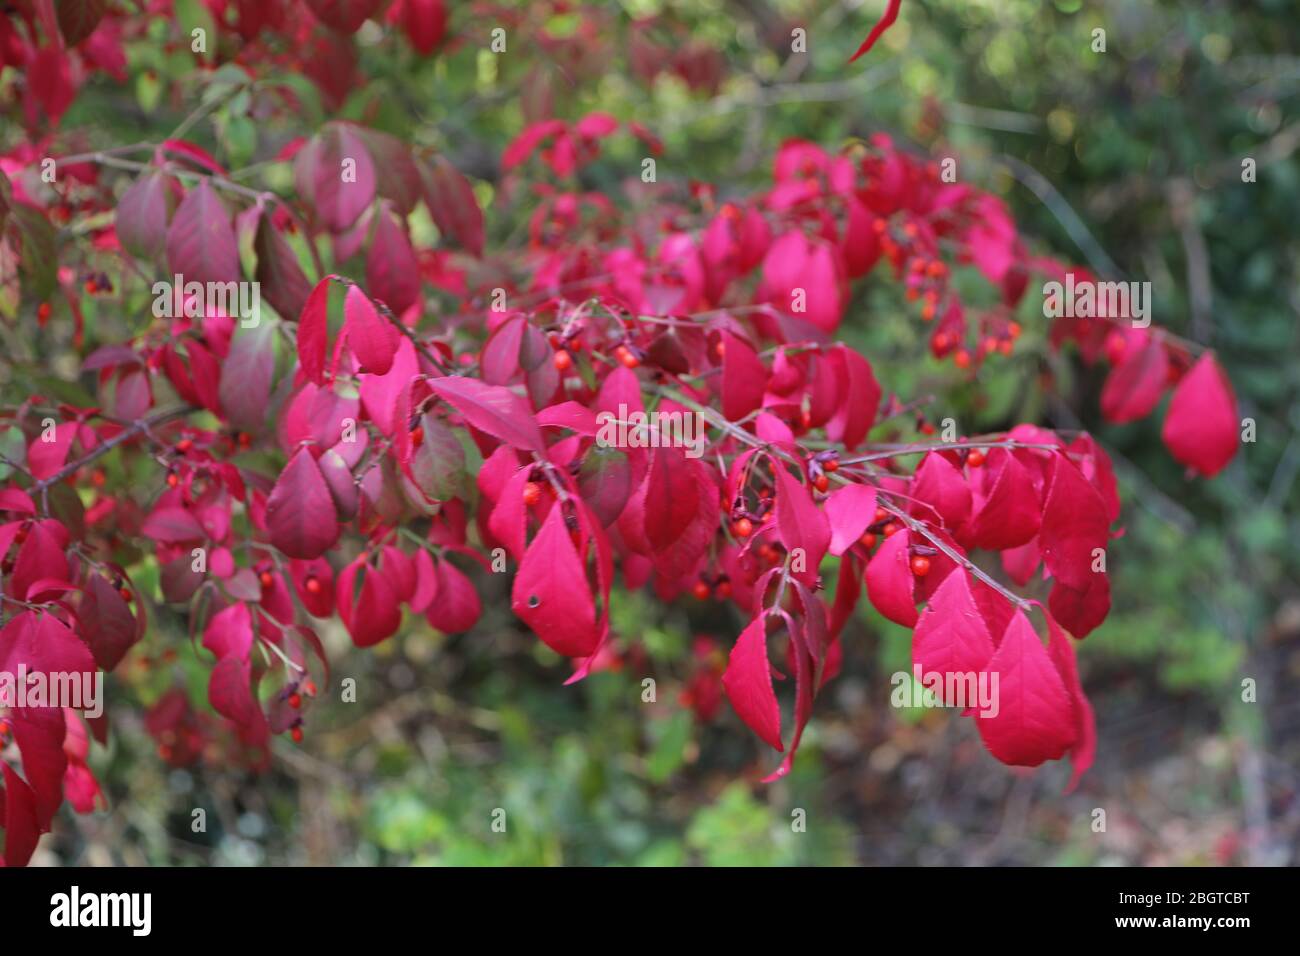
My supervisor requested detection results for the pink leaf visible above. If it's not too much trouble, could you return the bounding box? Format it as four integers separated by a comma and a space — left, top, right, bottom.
773, 463, 830, 587
975, 611, 1076, 767
344, 284, 399, 375
1161, 352, 1239, 477
722, 616, 784, 753
864, 528, 917, 627
912, 571, 996, 702
266, 449, 341, 559
825, 482, 876, 556
427, 376, 545, 452
166, 179, 240, 286
511, 505, 600, 657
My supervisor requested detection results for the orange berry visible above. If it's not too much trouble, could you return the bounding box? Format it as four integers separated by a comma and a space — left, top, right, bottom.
304, 680, 317, 697
910, 555, 931, 577
732, 517, 753, 538
813, 474, 830, 493
954, 350, 971, 369
166, 472, 179, 488
921, 303, 936, 322
999, 340, 1014, 356
967, 450, 985, 468
617, 346, 640, 369
1008, 321, 1022, 340
522, 481, 542, 506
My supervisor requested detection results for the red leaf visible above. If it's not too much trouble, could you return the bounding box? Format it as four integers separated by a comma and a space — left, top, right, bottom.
296, 279, 334, 385
208, 655, 268, 746
720, 331, 766, 421
78, 573, 140, 670
722, 616, 784, 753
115, 171, 174, 261
337, 558, 402, 647
26, 422, 76, 480
511, 505, 600, 657
218, 320, 276, 432
344, 285, 398, 375
909, 452, 971, 533
56, 0, 108, 46
966, 448, 1041, 551
773, 463, 830, 587
824, 482, 876, 556
824, 345, 881, 449
912, 571, 996, 704
304, 0, 383, 34
311, 124, 376, 232
1039, 454, 1108, 593
642, 446, 700, 555
1161, 352, 1239, 477
166, 179, 240, 286
425, 557, 481, 633
864, 528, 917, 627
141, 506, 205, 544
365, 209, 421, 314
848, 0, 902, 62
1045, 610, 1097, 791
975, 611, 1076, 767
2, 763, 41, 868
427, 376, 545, 452
421, 156, 485, 257
266, 449, 341, 559
1100, 334, 1169, 423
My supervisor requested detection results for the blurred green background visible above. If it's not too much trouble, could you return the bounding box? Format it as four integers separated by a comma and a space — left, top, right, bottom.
10, 0, 1299, 865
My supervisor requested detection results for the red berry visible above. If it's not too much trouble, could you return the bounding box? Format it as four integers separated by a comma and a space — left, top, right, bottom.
616, 346, 640, 369
553, 350, 572, 371
290, 726, 304, 744
259, 570, 274, 588
715, 579, 732, 599
874, 507, 888, 522
304, 575, 322, 595
910, 555, 931, 577
967, 450, 985, 468
522, 481, 542, 506
732, 517, 753, 538
176, 438, 193, 453
288, 693, 302, 709
954, 350, 971, 369
823, 458, 839, 473
882, 522, 901, 537
813, 474, 829, 493
119, 587, 133, 601
14, 526, 28, 544
692, 581, 711, 601
166, 472, 179, 488
37, 302, 51, 322
859, 532, 877, 549
304, 680, 317, 697
410, 424, 424, 448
